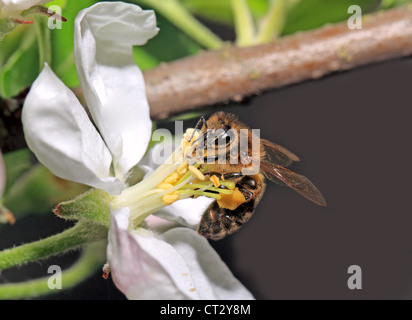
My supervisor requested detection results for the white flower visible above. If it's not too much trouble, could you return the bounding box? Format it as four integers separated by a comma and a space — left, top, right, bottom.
108, 207, 254, 300
23, 1, 158, 195
22, 2, 254, 300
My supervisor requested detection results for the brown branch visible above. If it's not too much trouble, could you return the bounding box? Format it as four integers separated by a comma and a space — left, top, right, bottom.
2, 6, 412, 151
145, 5, 412, 119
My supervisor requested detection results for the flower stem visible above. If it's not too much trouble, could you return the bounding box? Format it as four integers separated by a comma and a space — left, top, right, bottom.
0, 241, 106, 299
0, 221, 107, 271
136, 0, 224, 49
230, 0, 256, 47
34, 16, 51, 68
255, 0, 287, 44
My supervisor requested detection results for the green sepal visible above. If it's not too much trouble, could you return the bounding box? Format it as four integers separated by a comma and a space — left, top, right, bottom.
55, 189, 112, 228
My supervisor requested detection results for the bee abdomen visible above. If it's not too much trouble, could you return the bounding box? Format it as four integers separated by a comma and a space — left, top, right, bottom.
197, 200, 255, 241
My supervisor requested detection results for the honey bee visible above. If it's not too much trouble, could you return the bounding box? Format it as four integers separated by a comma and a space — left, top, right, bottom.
190, 112, 326, 240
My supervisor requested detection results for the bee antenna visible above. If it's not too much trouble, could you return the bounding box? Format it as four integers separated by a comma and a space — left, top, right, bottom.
189, 116, 207, 143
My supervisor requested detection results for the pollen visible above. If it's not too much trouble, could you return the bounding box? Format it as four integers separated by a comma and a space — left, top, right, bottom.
189, 165, 205, 181
217, 187, 246, 210
210, 175, 220, 188
164, 172, 179, 184
162, 192, 180, 205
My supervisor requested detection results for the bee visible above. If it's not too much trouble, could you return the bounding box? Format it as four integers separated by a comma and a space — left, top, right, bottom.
189, 112, 326, 240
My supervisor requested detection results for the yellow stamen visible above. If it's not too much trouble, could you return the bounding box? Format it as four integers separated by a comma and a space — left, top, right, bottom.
176, 161, 189, 176
189, 165, 205, 181
162, 191, 180, 205
210, 175, 220, 188
157, 182, 174, 190
164, 172, 179, 184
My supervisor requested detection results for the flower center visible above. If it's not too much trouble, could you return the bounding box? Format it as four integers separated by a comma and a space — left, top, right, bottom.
110, 129, 237, 229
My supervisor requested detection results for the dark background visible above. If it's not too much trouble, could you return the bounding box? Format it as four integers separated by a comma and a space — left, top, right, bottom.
1, 55, 412, 300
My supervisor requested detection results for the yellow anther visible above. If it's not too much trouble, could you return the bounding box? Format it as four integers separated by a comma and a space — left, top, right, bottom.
177, 162, 189, 176
162, 192, 180, 205
164, 172, 179, 184
189, 165, 205, 181
157, 183, 174, 190
210, 175, 220, 188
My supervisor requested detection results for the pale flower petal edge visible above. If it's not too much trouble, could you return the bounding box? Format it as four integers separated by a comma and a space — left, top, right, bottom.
74, 2, 159, 180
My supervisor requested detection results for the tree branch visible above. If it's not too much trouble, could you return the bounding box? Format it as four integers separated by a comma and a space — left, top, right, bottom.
145, 5, 412, 119
2, 6, 412, 151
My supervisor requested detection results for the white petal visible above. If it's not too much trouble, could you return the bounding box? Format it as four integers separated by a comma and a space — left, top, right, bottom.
108, 208, 200, 300
160, 228, 255, 300
74, 2, 158, 180
22, 64, 126, 194
155, 196, 215, 229
108, 209, 254, 300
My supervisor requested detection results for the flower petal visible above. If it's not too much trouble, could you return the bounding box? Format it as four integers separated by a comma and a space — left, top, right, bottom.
108, 208, 200, 300
159, 228, 255, 300
74, 2, 158, 180
22, 64, 126, 194
108, 209, 254, 300
154, 196, 215, 229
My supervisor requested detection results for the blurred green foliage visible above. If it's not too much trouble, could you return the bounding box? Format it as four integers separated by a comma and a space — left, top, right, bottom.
2, 150, 89, 219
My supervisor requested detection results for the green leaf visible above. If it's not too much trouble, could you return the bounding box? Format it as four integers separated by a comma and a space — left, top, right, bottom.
0, 25, 27, 68
0, 26, 39, 98
3, 165, 89, 217
283, 0, 382, 35
182, 0, 269, 26
2, 149, 32, 195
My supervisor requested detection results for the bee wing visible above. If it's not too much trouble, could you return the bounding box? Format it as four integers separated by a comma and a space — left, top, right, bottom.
260, 161, 327, 206
262, 139, 300, 167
